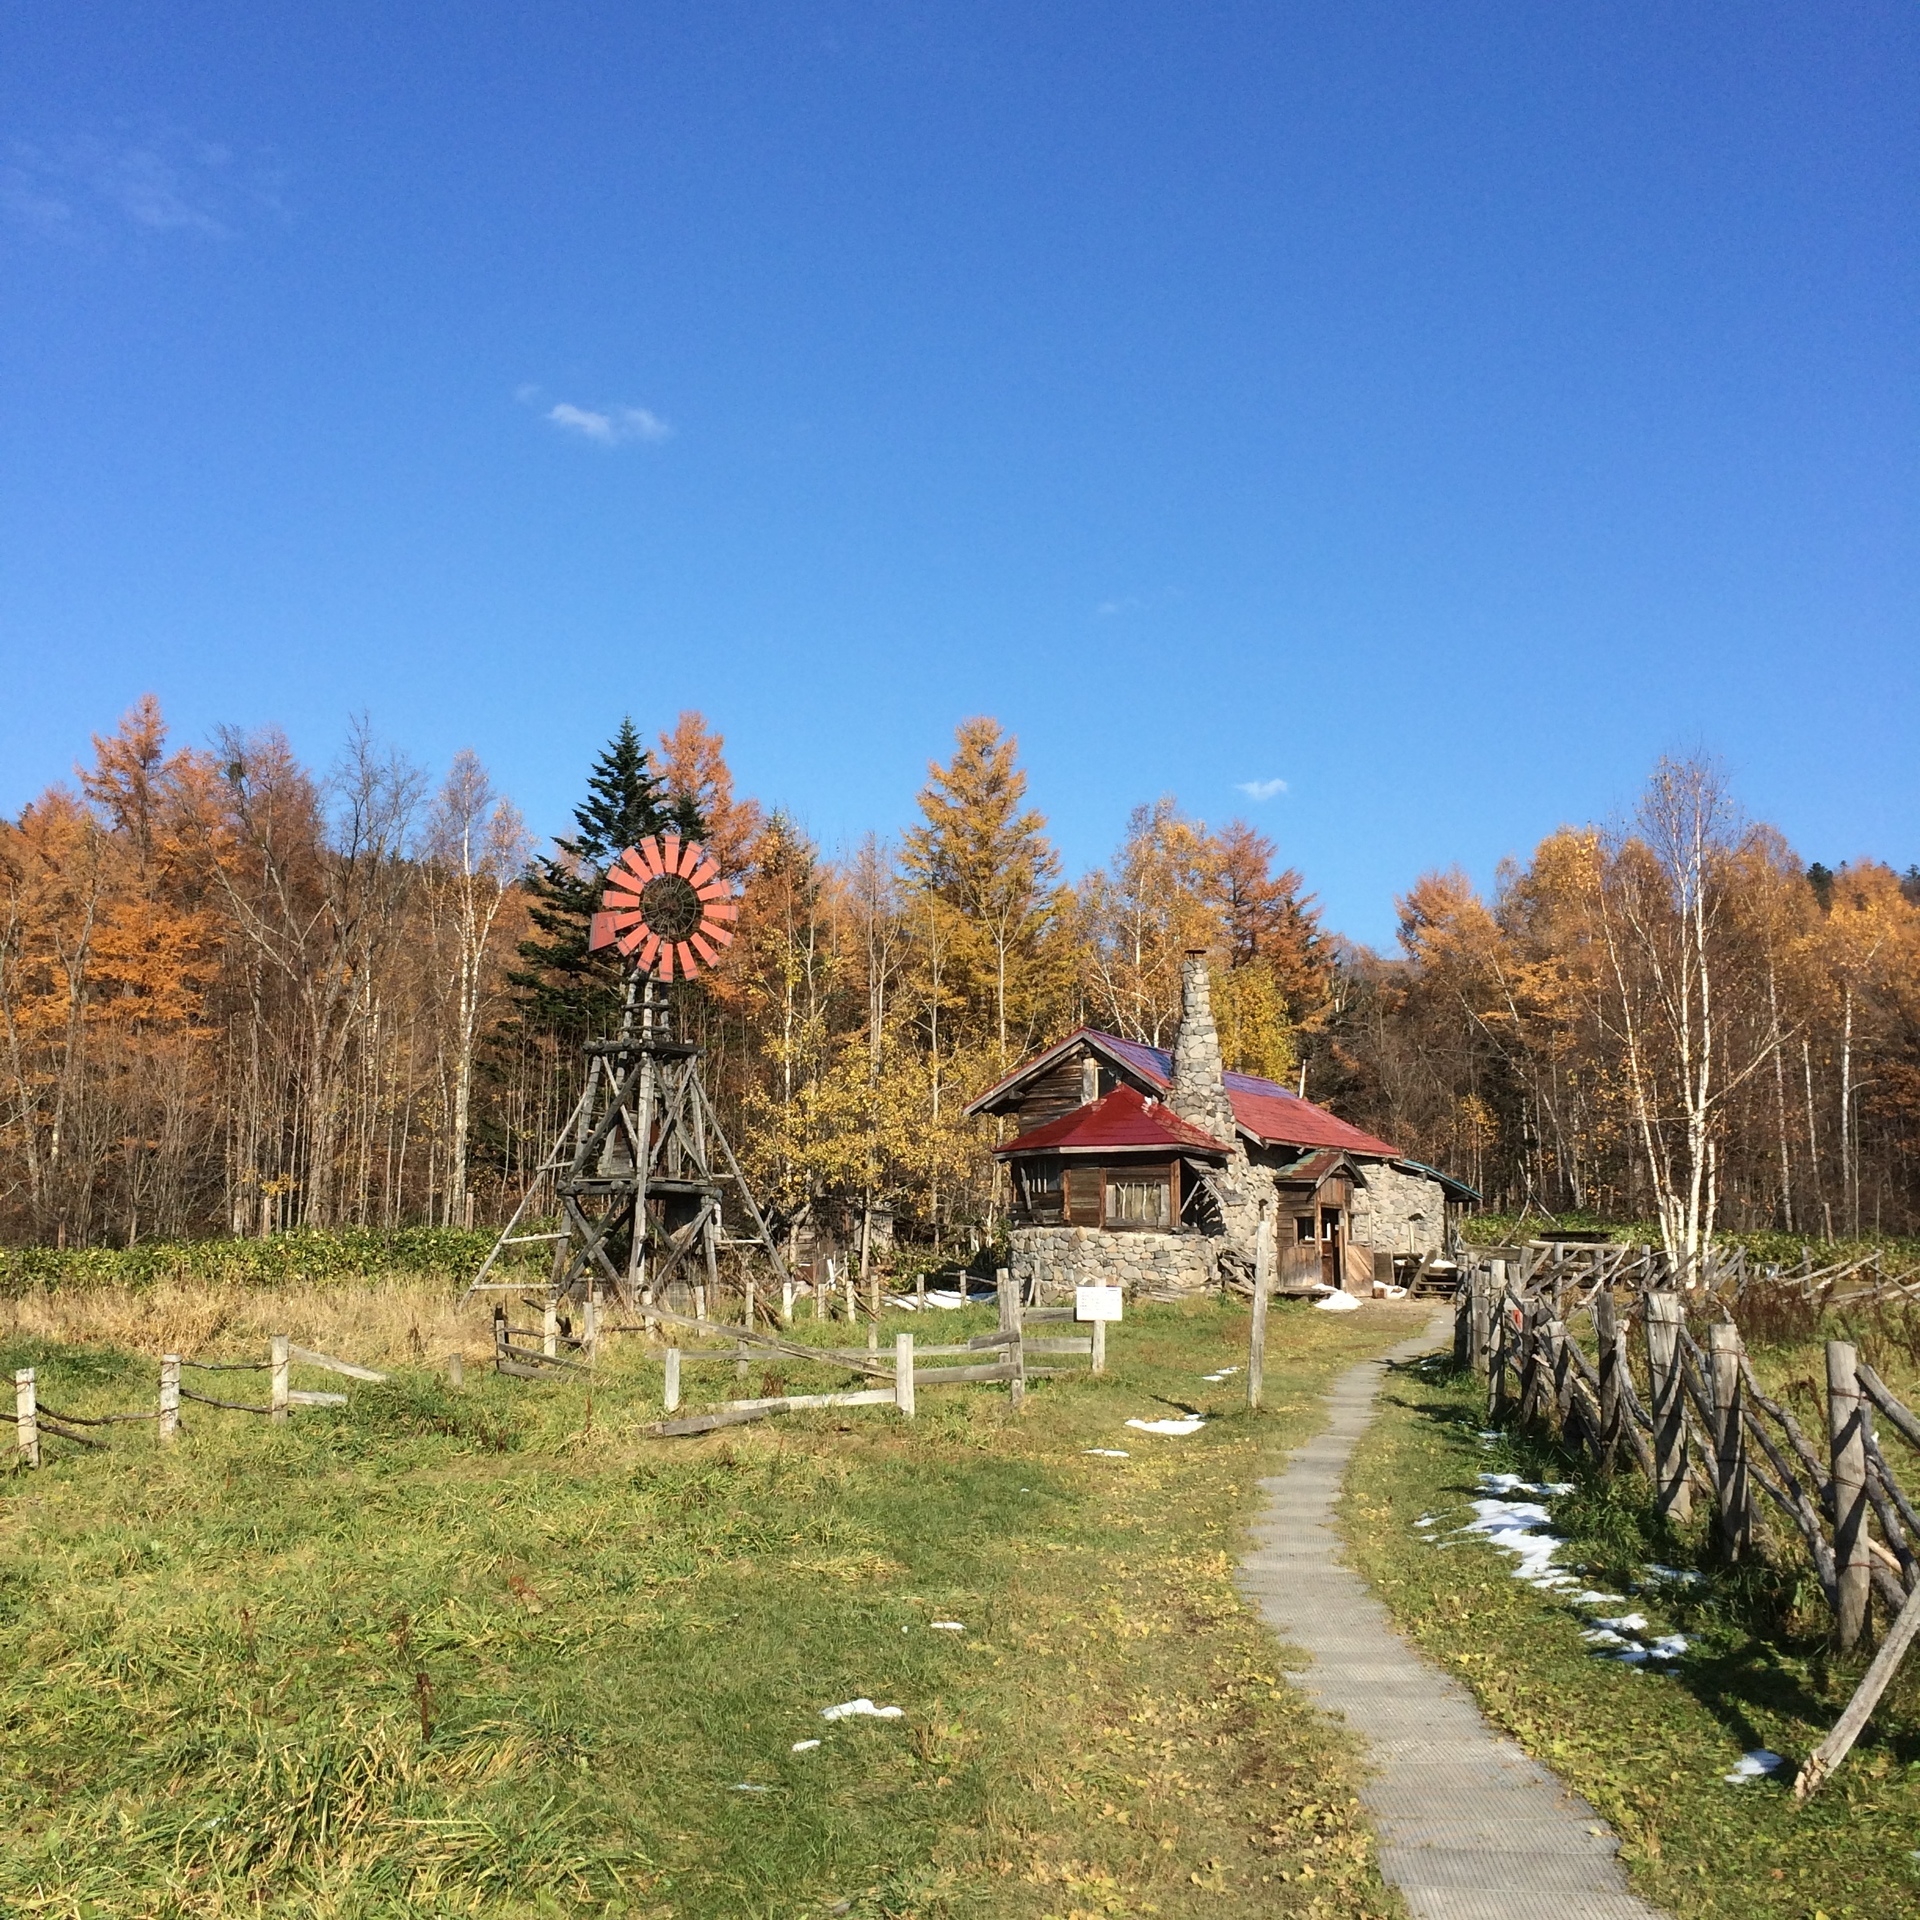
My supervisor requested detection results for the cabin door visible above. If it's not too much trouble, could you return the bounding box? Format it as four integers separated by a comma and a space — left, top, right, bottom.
1319, 1207, 1344, 1290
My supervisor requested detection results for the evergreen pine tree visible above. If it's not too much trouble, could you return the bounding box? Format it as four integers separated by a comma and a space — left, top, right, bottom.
509, 718, 706, 1036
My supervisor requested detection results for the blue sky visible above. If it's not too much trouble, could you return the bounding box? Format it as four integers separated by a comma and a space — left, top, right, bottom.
2, 2, 1914, 946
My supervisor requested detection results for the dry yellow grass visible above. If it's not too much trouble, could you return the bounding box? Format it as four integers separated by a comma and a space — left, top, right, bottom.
0, 1272, 494, 1371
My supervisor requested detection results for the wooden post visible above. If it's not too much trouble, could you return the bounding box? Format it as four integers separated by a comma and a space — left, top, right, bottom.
1453, 1273, 1471, 1369
642, 1288, 658, 1341
583, 1294, 599, 1360
1470, 1263, 1491, 1378
915, 1272, 926, 1311
543, 1299, 559, 1359
814, 1265, 825, 1322
998, 1270, 1025, 1413
1248, 1204, 1274, 1412
1489, 1287, 1511, 1421
269, 1334, 290, 1424
447, 1351, 464, 1389
694, 1285, 707, 1327
1796, 1577, 1920, 1799
1829, 1339, 1871, 1651
1547, 1320, 1573, 1437
1091, 1315, 1107, 1375
735, 1340, 750, 1386
159, 1355, 180, 1442
1645, 1293, 1691, 1522
14, 1368, 38, 1469
781, 1279, 794, 1325
1593, 1289, 1621, 1479
896, 1332, 916, 1419
1517, 1299, 1543, 1427
843, 1264, 855, 1327
1708, 1323, 1750, 1559
867, 1272, 879, 1353
493, 1303, 508, 1361
744, 1278, 757, 1332
663, 1346, 682, 1414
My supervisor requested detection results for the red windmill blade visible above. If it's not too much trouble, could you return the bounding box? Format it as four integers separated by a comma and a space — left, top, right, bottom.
587, 835, 739, 978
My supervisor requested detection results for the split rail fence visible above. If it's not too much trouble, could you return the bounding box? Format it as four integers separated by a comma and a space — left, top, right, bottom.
488, 1269, 1108, 1436
1451, 1243, 1920, 1798
12, 1338, 388, 1468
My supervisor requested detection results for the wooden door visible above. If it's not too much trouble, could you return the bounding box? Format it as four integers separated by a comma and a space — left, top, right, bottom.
1320, 1207, 1343, 1289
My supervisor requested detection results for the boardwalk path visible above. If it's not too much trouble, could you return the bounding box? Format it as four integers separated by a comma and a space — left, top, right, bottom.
1236, 1317, 1666, 1920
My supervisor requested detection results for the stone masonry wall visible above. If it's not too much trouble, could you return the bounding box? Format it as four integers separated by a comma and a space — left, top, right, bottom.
1348, 1164, 1447, 1259
1010, 1225, 1216, 1300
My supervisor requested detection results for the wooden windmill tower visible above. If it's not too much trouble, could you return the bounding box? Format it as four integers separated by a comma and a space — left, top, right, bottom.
464, 835, 790, 1310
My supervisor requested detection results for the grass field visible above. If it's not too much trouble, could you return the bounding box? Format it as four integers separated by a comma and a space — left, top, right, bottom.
0, 1278, 1429, 1919
1343, 1347, 1920, 1920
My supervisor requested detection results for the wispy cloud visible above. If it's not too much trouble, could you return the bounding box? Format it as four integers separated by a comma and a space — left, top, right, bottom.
544, 401, 673, 446
1, 128, 285, 240
1235, 777, 1289, 801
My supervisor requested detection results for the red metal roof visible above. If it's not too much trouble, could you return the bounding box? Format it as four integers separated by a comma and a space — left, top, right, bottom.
994, 1084, 1232, 1159
969, 1025, 1404, 1158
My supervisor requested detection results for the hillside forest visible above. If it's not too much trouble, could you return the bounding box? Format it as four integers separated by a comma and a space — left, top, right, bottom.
4, 697, 1917, 1266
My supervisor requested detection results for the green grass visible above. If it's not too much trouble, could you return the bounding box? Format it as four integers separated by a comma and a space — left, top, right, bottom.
1343, 1349, 1920, 1920
0, 1294, 1429, 1918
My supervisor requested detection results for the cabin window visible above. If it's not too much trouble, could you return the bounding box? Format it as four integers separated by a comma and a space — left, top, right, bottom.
1020, 1160, 1064, 1223
1295, 1214, 1315, 1242
1065, 1166, 1103, 1226
1106, 1172, 1170, 1229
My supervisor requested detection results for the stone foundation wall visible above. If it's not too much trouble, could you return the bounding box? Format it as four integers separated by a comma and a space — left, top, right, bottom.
1349, 1164, 1447, 1259
1010, 1225, 1217, 1300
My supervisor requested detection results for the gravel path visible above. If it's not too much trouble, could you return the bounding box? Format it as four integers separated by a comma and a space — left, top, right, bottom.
1236, 1316, 1667, 1920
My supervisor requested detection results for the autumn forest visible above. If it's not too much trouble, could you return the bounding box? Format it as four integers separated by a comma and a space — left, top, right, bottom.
4, 697, 1917, 1262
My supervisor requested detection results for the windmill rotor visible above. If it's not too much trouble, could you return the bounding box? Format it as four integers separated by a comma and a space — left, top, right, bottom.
588, 835, 739, 982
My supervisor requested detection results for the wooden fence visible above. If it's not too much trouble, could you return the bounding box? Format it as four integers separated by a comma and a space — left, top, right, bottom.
487, 1270, 1108, 1436
1452, 1246, 1920, 1797
11, 1338, 387, 1468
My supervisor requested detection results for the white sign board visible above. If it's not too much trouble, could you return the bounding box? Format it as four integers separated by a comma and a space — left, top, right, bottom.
1075, 1285, 1124, 1323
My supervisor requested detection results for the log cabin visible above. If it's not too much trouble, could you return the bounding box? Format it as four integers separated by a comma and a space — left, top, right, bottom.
966, 956, 1476, 1299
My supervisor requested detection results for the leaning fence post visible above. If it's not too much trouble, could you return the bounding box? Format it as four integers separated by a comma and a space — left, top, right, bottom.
1470, 1264, 1491, 1378
159, 1354, 181, 1444
1645, 1293, 1691, 1522
663, 1345, 682, 1414
1248, 1204, 1274, 1411
1452, 1273, 1471, 1369
1593, 1289, 1621, 1479
1708, 1323, 1751, 1559
1829, 1339, 1871, 1651
896, 1332, 916, 1419
14, 1368, 38, 1469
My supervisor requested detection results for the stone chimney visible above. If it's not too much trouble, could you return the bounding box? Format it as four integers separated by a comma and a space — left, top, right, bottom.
1169, 952, 1238, 1148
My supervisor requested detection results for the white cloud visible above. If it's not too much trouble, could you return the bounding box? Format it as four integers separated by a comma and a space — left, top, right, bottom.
1235, 777, 1289, 801
545, 402, 673, 446
1, 129, 285, 241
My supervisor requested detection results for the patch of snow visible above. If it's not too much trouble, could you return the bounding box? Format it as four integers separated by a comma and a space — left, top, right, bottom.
1644, 1564, 1706, 1588
929, 1621, 965, 1631
1126, 1416, 1207, 1437
732, 1783, 772, 1792
1594, 1613, 1650, 1634
1723, 1750, 1785, 1785
1414, 1515, 1437, 1529
1566, 1590, 1627, 1605
1083, 1447, 1130, 1458
1315, 1291, 1361, 1313
792, 1739, 822, 1752
820, 1698, 904, 1722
